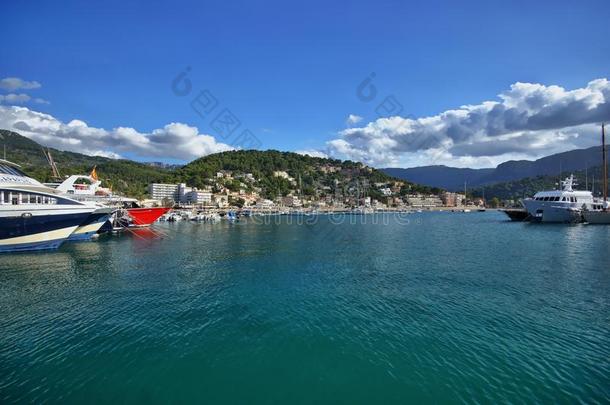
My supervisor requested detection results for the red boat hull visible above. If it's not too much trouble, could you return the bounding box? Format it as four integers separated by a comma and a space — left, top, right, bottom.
126, 207, 170, 227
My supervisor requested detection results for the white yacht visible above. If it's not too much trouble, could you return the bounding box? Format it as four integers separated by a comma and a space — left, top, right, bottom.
45, 172, 140, 240
522, 175, 594, 223
0, 159, 98, 252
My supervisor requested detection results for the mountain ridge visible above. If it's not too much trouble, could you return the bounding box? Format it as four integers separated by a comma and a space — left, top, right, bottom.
382, 145, 603, 190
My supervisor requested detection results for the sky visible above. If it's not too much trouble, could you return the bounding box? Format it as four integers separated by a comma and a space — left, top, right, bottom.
1, 0, 610, 168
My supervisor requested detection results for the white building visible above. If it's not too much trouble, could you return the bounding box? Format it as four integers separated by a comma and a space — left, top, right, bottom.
148, 183, 180, 201
148, 182, 211, 205
183, 190, 212, 205
256, 198, 275, 209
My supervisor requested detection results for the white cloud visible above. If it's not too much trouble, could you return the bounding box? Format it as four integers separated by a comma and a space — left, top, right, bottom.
327, 78, 610, 168
0, 93, 31, 104
0, 77, 41, 91
0, 106, 234, 161
346, 114, 363, 126
295, 149, 329, 159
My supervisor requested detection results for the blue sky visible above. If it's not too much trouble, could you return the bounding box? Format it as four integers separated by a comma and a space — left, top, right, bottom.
1, 0, 610, 167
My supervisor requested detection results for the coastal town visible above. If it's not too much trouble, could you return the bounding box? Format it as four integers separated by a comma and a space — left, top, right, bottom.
145, 170, 483, 211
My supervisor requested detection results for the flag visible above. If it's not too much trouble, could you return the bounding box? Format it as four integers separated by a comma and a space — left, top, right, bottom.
90, 165, 98, 181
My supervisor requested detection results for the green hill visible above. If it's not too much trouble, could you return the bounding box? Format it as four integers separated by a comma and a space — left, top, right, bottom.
1, 130, 438, 201
0, 129, 175, 198
178, 149, 439, 200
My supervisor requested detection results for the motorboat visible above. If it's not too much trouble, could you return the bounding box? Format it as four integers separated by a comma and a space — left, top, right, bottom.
522, 174, 593, 223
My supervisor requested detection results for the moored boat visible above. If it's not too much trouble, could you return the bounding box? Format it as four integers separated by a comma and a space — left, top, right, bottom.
502, 208, 530, 221
67, 206, 116, 241
522, 174, 593, 223
0, 159, 96, 252
125, 207, 171, 227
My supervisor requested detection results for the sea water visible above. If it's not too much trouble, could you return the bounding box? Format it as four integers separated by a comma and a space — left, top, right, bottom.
1, 212, 608, 403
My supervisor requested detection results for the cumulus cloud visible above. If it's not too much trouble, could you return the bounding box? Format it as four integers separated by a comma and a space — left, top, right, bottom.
295, 149, 329, 159
346, 114, 363, 126
328, 79, 610, 168
0, 77, 41, 91
0, 106, 233, 161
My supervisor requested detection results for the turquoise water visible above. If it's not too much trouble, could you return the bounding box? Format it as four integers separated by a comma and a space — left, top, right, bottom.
1, 212, 609, 403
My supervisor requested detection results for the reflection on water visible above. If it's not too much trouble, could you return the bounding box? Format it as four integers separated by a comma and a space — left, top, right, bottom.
0, 212, 609, 404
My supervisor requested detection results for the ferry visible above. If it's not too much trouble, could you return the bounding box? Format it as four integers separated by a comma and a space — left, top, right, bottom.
0, 159, 97, 252
522, 174, 594, 223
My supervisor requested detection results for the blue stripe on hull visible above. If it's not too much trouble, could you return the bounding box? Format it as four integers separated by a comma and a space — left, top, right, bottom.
0, 212, 91, 253
0, 239, 64, 253
0, 212, 91, 239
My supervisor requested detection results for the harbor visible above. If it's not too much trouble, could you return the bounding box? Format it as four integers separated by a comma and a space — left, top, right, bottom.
2, 1, 610, 402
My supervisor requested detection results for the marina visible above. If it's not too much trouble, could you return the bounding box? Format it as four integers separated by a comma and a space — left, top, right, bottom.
2, 2, 610, 402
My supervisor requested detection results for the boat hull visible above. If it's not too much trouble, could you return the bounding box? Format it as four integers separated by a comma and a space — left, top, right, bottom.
126, 207, 171, 227
0, 210, 92, 253
583, 211, 610, 224
67, 208, 115, 241
522, 200, 583, 223
502, 209, 530, 222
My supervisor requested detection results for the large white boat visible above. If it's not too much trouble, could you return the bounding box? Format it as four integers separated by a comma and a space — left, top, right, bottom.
522, 175, 594, 223
44, 171, 120, 241
0, 159, 98, 252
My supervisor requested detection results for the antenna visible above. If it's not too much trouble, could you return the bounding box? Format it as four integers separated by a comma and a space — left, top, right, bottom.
585, 166, 588, 191
603, 123, 608, 203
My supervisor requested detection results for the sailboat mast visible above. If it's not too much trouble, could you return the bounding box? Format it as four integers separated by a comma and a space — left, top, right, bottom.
603, 123, 608, 203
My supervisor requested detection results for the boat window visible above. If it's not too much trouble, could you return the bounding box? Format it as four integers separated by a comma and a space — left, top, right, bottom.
561, 197, 566, 201
554, 197, 560, 201
0, 163, 27, 177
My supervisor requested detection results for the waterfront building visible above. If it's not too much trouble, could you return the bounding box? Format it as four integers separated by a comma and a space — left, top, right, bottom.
183, 190, 212, 205
406, 194, 443, 208
441, 192, 466, 207
148, 183, 180, 201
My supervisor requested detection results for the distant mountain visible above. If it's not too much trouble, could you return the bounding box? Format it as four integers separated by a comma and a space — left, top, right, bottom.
382, 146, 603, 191
470, 165, 606, 201
382, 166, 494, 191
